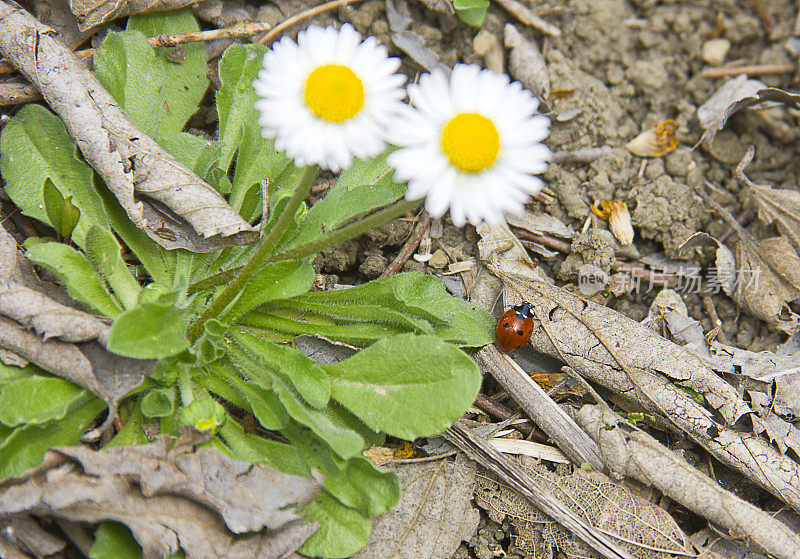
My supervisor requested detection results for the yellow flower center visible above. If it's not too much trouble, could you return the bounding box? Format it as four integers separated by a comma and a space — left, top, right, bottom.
440, 113, 500, 173
303, 64, 365, 123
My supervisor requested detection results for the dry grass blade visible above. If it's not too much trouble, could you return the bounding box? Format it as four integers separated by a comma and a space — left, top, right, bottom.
579, 405, 800, 559
0, 3, 259, 252
516, 276, 800, 513
444, 420, 638, 559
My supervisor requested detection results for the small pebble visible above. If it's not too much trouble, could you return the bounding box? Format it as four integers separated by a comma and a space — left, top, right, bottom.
428, 249, 449, 269
702, 39, 730, 66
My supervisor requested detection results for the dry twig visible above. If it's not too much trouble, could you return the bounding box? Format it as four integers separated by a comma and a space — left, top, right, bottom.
702, 63, 794, 79
259, 0, 366, 45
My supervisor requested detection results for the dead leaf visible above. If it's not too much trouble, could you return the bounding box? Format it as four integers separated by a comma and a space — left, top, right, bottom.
475, 456, 693, 559
191, 0, 255, 27
68, 0, 199, 31
352, 455, 478, 559
579, 405, 800, 559
386, 0, 446, 73
516, 277, 800, 513
0, 439, 321, 559
36, 0, 93, 49
750, 185, 800, 256
664, 309, 800, 420
733, 237, 800, 326
680, 232, 736, 296
505, 24, 549, 99
414, 0, 452, 14
0, 3, 258, 252
697, 76, 800, 145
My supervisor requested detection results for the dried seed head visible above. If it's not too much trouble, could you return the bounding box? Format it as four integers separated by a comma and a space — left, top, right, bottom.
592, 199, 634, 245
625, 119, 679, 157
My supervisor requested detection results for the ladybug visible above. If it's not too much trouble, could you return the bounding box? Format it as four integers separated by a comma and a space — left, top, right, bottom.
495, 301, 534, 352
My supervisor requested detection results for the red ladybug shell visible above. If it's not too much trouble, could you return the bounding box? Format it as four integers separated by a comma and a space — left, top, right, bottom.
495, 302, 534, 352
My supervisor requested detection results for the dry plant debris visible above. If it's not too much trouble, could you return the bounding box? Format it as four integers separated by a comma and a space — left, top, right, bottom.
474, 457, 692, 559
0, 2, 259, 252
579, 405, 800, 559
499, 274, 800, 513
0, 435, 321, 559
69, 0, 199, 30
353, 455, 478, 559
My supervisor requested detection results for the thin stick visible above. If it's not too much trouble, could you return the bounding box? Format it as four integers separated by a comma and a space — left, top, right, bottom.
379, 211, 431, 278
258, 0, 366, 45
512, 228, 572, 253
0, 21, 272, 76
702, 63, 794, 79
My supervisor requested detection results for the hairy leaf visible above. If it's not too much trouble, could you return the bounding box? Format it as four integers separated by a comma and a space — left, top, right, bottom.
0, 104, 109, 247
225, 260, 315, 321
85, 226, 141, 310
300, 490, 371, 559
25, 242, 122, 317
324, 334, 482, 439
108, 296, 190, 359
0, 376, 84, 426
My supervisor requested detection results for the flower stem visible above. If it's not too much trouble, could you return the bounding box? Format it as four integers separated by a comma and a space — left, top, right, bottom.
187, 165, 318, 341
187, 198, 421, 295
268, 198, 421, 262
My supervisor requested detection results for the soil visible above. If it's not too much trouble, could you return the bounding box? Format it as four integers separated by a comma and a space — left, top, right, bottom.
262, 0, 800, 556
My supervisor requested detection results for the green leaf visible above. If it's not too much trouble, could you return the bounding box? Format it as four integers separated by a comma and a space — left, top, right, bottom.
0, 377, 84, 427
108, 403, 149, 447
0, 396, 105, 481
25, 242, 122, 317
285, 422, 399, 516
140, 387, 176, 418
453, 0, 488, 26
0, 104, 109, 247
107, 297, 190, 359
227, 336, 364, 458
279, 153, 405, 253
216, 43, 267, 174
231, 329, 330, 409
85, 226, 142, 309
96, 181, 173, 286
94, 10, 207, 140
299, 491, 371, 559
216, 43, 290, 215
225, 260, 315, 321
323, 333, 481, 439
43, 178, 81, 243
217, 419, 307, 476
286, 272, 494, 347
90, 522, 143, 559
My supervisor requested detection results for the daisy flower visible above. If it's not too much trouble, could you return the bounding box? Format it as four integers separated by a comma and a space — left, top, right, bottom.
253, 24, 406, 172
386, 64, 551, 227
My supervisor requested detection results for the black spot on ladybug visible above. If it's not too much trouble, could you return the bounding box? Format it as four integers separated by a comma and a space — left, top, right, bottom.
503, 323, 509, 328
514, 345, 521, 350
516, 330, 524, 335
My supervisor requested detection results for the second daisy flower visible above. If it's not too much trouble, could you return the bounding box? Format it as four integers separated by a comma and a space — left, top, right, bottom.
387, 64, 551, 227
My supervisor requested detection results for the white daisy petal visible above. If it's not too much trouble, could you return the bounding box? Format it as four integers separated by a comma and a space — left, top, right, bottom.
385, 64, 550, 226
253, 25, 406, 171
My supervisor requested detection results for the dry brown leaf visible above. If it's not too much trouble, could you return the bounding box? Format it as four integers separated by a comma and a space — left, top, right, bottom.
750, 185, 800, 257
475, 456, 693, 559
68, 0, 199, 30
352, 455, 478, 559
515, 277, 800, 513
0, 3, 258, 252
680, 232, 736, 296
579, 405, 800, 559
697, 76, 800, 145
733, 237, 800, 327
505, 23, 549, 99
36, 0, 93, 49
0, 438, 320, 559
664, 310, 800, 419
